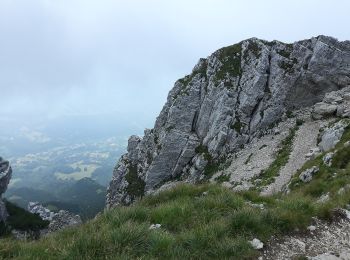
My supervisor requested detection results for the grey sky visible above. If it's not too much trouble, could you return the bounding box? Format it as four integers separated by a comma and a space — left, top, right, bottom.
1, 0, 349, 126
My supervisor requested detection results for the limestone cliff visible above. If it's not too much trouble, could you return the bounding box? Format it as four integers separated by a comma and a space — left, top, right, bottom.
107, 36, 350, 207
0, 157, 12, 221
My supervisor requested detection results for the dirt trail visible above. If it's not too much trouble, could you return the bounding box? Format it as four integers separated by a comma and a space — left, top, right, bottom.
261, 121, 321, 196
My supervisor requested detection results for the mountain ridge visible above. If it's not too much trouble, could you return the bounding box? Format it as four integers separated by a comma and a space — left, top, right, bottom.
107, 35, 350, 207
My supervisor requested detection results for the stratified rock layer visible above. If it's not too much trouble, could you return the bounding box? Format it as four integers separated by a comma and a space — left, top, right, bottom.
107, 36, 350, 208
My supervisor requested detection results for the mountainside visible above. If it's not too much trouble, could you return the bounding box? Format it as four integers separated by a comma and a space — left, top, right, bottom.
2, 36, 350, 259
0, 157, 12, 222
107, 35, 350, 207
6, 178, 106, 220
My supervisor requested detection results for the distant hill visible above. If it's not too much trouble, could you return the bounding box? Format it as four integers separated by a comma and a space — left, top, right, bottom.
5, 177, 106, 220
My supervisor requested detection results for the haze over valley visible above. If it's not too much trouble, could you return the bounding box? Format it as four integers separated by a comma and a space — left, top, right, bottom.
1, 1, 350, 259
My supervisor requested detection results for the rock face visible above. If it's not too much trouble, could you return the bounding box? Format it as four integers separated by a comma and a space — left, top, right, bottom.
107, 36, 350, 208
0, 157, 12, 222
28, 202, 82, 234
319, 120, 348, 151
48, 210, 82, 233
28, 202, 55, 221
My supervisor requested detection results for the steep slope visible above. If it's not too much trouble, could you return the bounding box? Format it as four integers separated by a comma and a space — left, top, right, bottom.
6, 178, 106, 220
0, 157, 12, 222
107, 36, 350, 207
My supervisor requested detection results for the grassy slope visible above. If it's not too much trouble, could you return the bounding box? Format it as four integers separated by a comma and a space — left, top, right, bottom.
1, 124, 350, 259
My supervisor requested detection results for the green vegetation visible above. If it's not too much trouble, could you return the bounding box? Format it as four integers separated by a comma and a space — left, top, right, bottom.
280, 60, 295, 73
2, 179, 350, 259
195, 145, 220, 179
2, 122, 350, 259
286, 110, 294, 118
7, 178, 106, 221
51, 178, 106, 220
203, 161, 221, 179
244, 41, 261, 59
125, 164, 146, 198
230, 118, 244, 133
2, 125, 350, 258
214, 174, 230, 183
296, 119, 304, 126
175, 60, 208, 99
215, 43, 242, 84
165, 125, 174, 132
254, 126, 298, 188
277, 46, 292, 59
290, 123, 350, 204
0, 201, 49, 236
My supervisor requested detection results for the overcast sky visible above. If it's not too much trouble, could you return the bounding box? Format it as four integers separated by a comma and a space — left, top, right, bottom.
1, 0, 350, 127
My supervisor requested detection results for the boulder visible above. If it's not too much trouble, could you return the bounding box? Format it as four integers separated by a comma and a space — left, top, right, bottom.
319, 121, 348, 152
149, 224, 161, 230
317, 193, 330, 203
307, 225, 316, 231
323, 92, 343, 104
323, 152, 334, 166
305, 147, 321, 159
312, 102, 338, 119
299, 166, 319, 183
249, 238, 264, 250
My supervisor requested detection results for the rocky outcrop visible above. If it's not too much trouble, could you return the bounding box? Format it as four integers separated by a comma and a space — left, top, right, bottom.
47, 210, 82, 233
0, 157, 12, 222
28, 202, 82, 234
318, 120, 349, 152
107, 36, 350, 208
299, 166, 319, 183
28, 202, 55, 221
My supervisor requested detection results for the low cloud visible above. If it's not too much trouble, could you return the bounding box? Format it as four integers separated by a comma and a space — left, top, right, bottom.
0, 0, 349, 124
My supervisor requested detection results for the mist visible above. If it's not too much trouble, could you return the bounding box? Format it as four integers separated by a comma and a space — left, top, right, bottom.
1, 0, 350, 133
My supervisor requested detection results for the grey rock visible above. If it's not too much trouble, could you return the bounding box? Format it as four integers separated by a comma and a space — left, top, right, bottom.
324, 91, 343, 104
11, 229, 40, 240
47, 210, 82, 233
323, 152, 334, 166
28, 202, 55, 221
202, 191, 209, 196
107, 36, 350, 207
319, 120, 349, 151
221, 181, 233, 188
0, 157, 12, 222
311, 251, 350, 260
299, 166, 319, 183
307, 225, 317, 231
338, 187, 345, 195
306, 147, 321, 159
149, 224, 161, 230
313, 102, 338, 119
249, 238, 264, 249
317, 193, 330, 203
338, 184, 350, 195
28, 202, 82, 234
247, 201, 265, 210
